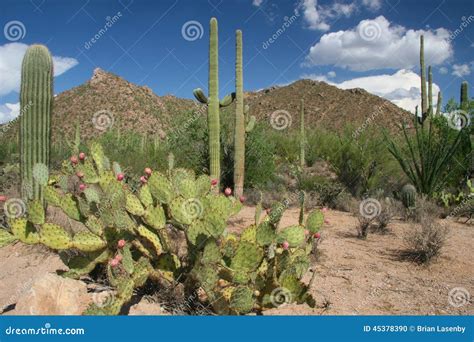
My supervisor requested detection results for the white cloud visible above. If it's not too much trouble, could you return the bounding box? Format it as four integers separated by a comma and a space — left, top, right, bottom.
362, 0, 381, 11
300, 73, 331, 82
299, 0, 382, 31
302, 69, 440, 113
327, 70, 336, 78
0, 43, 78, 96
0, 102, 20, 124
252, 0, 263, 6
439, 66, 448, 74
305, 16, 453, 71
452, 63, 471, 77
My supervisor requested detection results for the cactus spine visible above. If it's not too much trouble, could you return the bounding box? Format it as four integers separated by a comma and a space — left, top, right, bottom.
300, 99, 305, 168
20, 45, 53, 202
193, 18, 234, 189
234, 30, 245, 198
419, 35, 427, 122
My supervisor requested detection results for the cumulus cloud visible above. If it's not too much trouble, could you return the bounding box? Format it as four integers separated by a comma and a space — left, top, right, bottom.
362, 0, 381, 11
305, 16, 453, 71
302, 69, 440, 112
0, 102, 20, 124
252, 0, 263, 6
327, 70, 336, 78
452, 63, 471, 77
0, 42, 78, 96
299, 0, 382, 31
439, 66, 448, 74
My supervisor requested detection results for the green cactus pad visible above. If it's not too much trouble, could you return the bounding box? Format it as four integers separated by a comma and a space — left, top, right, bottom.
61, 194, 81, 221
126, 193, 145, 216
229, 286, 254, 314
245, 115, 256, 133
306, 210, 324, 233
176, 178, 197, 199
136, 225, 163, 255
83, 187, 101, 204
63, 249, 111, 278
202, 211, 226, 237
77, 159, 99, 183
269, 202, 286, 226
44, 186, 61, 207
40, 223, 72, 249
231, 241, 263, 272
255, 222, 276, 246
132, 257, 151, 287
27, 200, 45, 225
113, 209, 136, 231
202, 239, 221, 264
0, 229, 17, 247
138, 185, 153, 208
195, 175, 211, 197
90, 142, 107, 174
144, 205, 166, 230
240, 225, 257, 243
193, 263, 218, 293
232, 270, 251, 284
9, 218, 39, 244
121, 245, 134, 274
148, 172, 173, 204
187, 220, 210, 246
73, 231, 106, 252
170, 197, 194, 225
277, 225, 305, 247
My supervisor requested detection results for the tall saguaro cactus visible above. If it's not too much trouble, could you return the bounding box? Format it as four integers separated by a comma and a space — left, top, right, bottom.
420, 35, 428, 122
460, 81, 469, 111
435, 91, 442, 116
234, 30, 245, 198
300, 99, 305, 168
428, 66, 433, 116
20, 45, 53, 202
193, 18, 234, 189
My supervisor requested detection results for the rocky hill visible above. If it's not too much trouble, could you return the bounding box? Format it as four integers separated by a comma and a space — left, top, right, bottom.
2, 70, 412, 142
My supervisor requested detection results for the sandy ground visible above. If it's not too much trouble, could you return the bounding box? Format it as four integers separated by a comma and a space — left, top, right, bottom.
1, 207, 473, 315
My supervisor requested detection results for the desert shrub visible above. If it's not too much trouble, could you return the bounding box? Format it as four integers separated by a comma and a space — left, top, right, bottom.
0, 143, 327, 315
333, 191, 358, 212
403, 218, 448, 263
373, 198, 395, 234
299, 174, 344, 208
402, 196, 443, 223
356, 215, 373, 239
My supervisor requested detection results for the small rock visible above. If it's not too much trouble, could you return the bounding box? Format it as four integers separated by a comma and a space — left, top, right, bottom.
129, 299, 168, 315
13, 273, 91, 315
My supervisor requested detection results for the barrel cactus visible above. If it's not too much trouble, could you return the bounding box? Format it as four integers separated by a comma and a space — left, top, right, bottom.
20, 44, 53, 202
401, 184, 416, 208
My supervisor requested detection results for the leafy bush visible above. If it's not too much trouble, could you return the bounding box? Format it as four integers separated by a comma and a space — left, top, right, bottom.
0, 143, 326, 315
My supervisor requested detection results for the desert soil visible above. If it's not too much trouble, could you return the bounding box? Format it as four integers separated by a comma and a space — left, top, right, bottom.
1, 207, 473, 315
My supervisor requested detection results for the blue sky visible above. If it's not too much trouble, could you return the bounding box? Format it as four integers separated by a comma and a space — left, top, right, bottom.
0, 0, 473, 123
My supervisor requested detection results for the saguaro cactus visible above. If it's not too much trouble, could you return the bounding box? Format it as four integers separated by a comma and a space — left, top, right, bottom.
435, 91, 442, 116
20, 45, 53, 202
193, 18, 234, 189
420, 35, 427, 122
460, 81, 469, 111
234, 30, 245, 198
300, 99, 305, 168
428, 66, 433, 116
